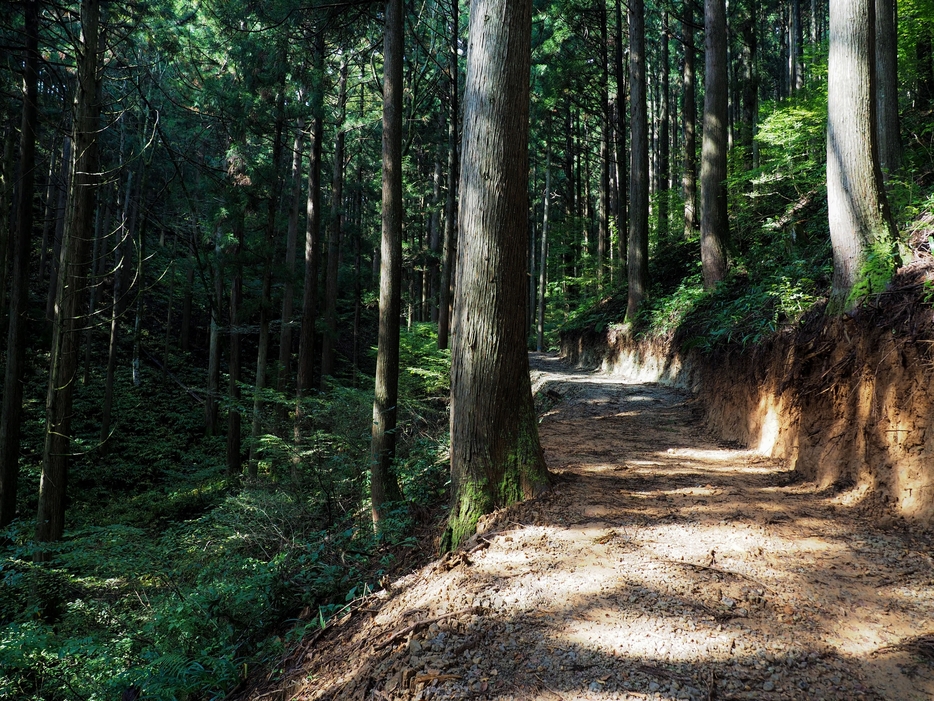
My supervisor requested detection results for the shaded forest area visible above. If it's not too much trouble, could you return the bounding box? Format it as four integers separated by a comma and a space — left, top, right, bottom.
0, 0, 933, 699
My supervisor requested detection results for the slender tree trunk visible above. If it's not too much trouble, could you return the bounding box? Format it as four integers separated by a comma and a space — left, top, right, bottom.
429, 117, 444, 323
249, 89, 286, 476
627, 0, 649, 321
46, 136, 71, 324
0, 123, 15, 326
180, 261, 194, 351
227, 212, 244, 475
614, 0, 628, 267
682, 0, 698, 239
438, 2, 460, 351
701, 0, 729, 289
296, 110, 323, 398
205, 224, 223, 436
0, 0, 40, 527
537, 147, 551, 352
37, 0, 101, 549
370, 0, 407, 526
827, 0, 897, 310
597, 0, 609, 288
659, 12, 671, 240
875, 0, 900, 180
320, 60, 348, 386
37, 138, 58, 289
446, 0, 549, 551
278, 121, 305, 392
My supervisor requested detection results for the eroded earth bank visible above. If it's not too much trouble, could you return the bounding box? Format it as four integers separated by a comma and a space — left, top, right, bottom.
241, 353, 934, 701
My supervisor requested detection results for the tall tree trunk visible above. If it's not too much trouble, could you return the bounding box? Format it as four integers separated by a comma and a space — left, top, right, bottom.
701, 0, 729, 289
249, 88, 286, 477
0, 122, 15, 327
659, 11, 671, 240
45, 136, 71, 325
37, 0, 101, 549
0, 0, 40, 527
682, 0, 698, 239
446, 0, 549, 551
180, 260, 194, 351
614, 0, 628, 267
296, 109, 323, 398
827, 0, 897, 310
597, 0, 610, 288
739, 0, 758, 170
205, 224, 223, 436
626, 0, 649, 321
370, 0, 406, 527
437, 1, 460, 351
227, 211, 244, 475
875, 0, 900, 180
278, 121, 305, 392
792, 0, 804, 91
537, 147, 551, 352
428, 117, 444, 323
320, 60, 348, 386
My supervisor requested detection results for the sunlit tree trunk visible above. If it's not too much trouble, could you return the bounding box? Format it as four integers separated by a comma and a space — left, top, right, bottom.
0, 0, 40, 527
614, 0, 627, 266
37, 0, 101, 549
227, 211, 244, 475
627, 0, 649, 321
701, 0, 729, 289
370, 0, 406, 527
827, 0, 897, 310
446, 0, 550, 551
658, 11, 670, 240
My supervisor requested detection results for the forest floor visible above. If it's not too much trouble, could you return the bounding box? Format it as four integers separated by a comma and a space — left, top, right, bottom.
246, 354, 934, 701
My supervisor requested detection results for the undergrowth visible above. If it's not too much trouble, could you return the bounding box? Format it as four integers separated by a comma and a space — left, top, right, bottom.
0, 324, 451, 701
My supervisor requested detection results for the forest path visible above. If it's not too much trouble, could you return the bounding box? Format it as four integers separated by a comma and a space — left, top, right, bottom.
267, 354, 934, 701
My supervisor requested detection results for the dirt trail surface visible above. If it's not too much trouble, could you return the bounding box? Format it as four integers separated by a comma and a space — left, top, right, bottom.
257, 354, 934, 701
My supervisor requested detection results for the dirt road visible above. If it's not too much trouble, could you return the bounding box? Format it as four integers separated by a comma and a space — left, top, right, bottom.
274, 354, 934, 701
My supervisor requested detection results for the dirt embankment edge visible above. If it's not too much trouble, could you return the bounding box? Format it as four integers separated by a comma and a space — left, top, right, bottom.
560, 265, 934, 523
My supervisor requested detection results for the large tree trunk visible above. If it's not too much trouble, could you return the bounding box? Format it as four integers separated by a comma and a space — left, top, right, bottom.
446, 0, 549, 551
597, 0, 609, 288
205, 224, 223, 436
626, 0, 649, 321
682, 0, 698, 239
0, 0, 40, 527
37, 0, 101, 549
437, 1, 459, 351
827, 0, 897, 310
738, 0, 758, 170
320, 61, 348, 385
700, 0, 729, 289
370, 0, 407, 526
875, 0, 900, 180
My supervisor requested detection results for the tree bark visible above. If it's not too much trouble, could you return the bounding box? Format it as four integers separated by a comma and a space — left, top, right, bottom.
827, 0, 897, 310
320, 60, 348, 386
37, 0, 101, 549
614, 0, 627, 267
437, 1, 459, 351
370, 0, 406, 527
446, 0, 550, 551
205, 223, 223, 436
682, 0, 698, 239
875, 0, 900, 180
627, 0, 649, 321
537, 147, 551, 352
658, 11, 671, 240
700, 0, 729, 289
0, 0, 40, 527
